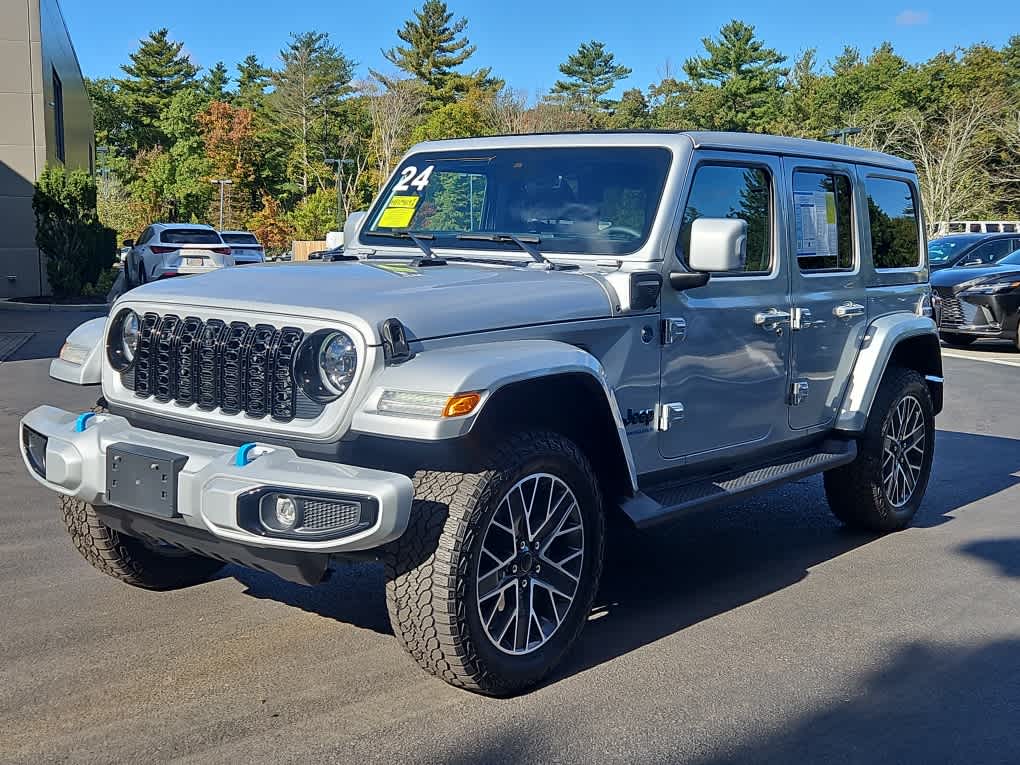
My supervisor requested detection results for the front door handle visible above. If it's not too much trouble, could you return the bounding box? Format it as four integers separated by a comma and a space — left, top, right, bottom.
754, 308, 792, 330
833, 302, 865, 319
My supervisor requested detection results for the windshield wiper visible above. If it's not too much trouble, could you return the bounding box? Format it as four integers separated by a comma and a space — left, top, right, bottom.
363, 230, 445, 264
456, 232, 575, 270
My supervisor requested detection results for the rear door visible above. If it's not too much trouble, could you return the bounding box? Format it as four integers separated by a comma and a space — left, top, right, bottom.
784, 159, 868, 431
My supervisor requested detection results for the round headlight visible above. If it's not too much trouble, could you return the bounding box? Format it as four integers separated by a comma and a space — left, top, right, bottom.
121, 311, 140, 362
295, 329, 359, 403
107, 309, 140, 371
319, 332, 358, 395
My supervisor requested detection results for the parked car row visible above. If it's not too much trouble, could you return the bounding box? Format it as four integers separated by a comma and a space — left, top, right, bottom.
929, 232, 1020, 349
122, 223, 266, 288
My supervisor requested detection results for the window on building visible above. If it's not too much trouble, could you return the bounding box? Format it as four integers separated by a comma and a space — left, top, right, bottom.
52, 68, 65, 163
865, 177, 921, 269
793, 171, 855, 272
678, 164, 773, 274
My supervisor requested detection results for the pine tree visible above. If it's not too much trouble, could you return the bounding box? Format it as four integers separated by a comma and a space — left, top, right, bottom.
549, 41, 632, 119
607, 87, 651, 129
682, 20, 788, 132
117, 28, 199, 150
380, 0, 491, 105
236, 54, 269, 110
203, 61, 231, 101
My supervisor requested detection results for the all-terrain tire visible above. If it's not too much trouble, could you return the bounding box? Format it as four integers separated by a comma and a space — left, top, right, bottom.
383, 431, 606, 696
59, 402, 223, 589
824, 366, 935, 532
939, 332, 975, 347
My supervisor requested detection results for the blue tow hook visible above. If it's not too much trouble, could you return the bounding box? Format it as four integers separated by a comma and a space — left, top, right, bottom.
74, 412, 96, 433
235, 442, 258, 467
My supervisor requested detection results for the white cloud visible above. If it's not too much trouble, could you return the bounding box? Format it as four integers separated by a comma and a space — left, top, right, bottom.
896, 9, 930, 26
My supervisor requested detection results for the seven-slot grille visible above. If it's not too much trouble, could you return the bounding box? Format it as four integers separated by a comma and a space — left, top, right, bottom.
124, 313, 315, 422
933, 287, 964, 327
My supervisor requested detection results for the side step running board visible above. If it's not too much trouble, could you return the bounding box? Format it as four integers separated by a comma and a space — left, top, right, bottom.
623, 440, 857, 529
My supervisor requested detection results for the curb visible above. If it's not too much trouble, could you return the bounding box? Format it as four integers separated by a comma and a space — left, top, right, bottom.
0, 299, 109, 313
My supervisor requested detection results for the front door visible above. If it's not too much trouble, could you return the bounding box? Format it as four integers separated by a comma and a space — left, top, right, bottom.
659, 152, 794, 462
784, 160, 869, 430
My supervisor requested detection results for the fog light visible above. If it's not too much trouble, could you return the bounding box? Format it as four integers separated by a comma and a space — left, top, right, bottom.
275, 496, 297, 528
22, 426, 48, 478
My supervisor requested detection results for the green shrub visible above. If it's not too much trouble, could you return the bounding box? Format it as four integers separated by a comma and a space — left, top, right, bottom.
33, 166, 117, 297
81, 267, 119, 298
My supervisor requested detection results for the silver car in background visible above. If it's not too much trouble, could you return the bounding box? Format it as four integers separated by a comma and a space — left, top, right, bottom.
219, 231, 266, 264
123, 223, 235, 286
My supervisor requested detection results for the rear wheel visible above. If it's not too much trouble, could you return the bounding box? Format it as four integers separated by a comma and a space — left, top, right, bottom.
824, 367, 935, 532
136, 262, 147, 285
384, 431, 605, 696
939, 332, 975, 347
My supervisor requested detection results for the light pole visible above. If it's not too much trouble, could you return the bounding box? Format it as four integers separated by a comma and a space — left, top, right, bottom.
95, 145, 110, 199
324, 158, 355, 228
210, 179, 233, 229
826, 127, 862, 145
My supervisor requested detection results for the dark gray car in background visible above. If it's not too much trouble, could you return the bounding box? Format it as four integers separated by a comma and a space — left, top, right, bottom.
927, 232, 1020, 272
932, 249, 1020, 348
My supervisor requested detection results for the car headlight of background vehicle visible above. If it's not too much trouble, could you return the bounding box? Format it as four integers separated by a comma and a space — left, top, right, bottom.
106, 309, 140, 371
295, 329, 358, 402
959, 279, 1020, 296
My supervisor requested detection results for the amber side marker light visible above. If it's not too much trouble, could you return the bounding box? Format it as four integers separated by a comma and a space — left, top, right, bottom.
443, 392, 482, 418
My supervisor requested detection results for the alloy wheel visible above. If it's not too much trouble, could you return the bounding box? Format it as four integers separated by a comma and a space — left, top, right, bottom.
476, 473, 585, 655
881, 394, 926, 508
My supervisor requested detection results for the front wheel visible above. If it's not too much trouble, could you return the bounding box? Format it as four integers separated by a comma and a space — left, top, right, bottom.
384, 431, 605, 696
824, 367, 935, 532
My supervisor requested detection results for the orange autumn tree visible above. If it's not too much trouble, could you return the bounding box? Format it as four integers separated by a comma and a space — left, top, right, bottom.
196, 101, 259, 228
246, 194, 295, 256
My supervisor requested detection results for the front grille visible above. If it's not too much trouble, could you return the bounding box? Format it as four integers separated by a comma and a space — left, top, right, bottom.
934, 287, 964, 327
123, 313, 320, 422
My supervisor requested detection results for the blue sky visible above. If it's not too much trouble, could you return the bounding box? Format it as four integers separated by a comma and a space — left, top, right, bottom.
62, 0, 1016, 98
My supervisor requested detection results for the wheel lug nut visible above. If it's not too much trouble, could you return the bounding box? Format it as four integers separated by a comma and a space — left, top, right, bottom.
521, 579, 528, 588
535, 564, 541, 573
511, 565, 518, 573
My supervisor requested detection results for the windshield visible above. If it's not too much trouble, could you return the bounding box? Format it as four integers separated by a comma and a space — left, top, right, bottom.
362, 147, 672, 257
927, 236, 979, 264
221, 233, 260, 245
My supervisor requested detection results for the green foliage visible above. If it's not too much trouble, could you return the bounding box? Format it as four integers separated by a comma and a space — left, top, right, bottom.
116, 28, 199, 150
288, 188, 338, 240
33, 167, 116, 298
203, 61, 231, 101
549, 41, 632, 119
236, 55, 269, 110
381, 0, 494, 106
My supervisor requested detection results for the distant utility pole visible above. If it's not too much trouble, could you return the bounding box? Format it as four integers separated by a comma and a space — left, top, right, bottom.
324, 158, 355, 228
826, 127, 862, 145
210, 179, 233, 229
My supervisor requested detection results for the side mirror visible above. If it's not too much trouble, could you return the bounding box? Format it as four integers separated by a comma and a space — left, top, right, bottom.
688, 218, 747, 273
344, 211, 367, 250
122, 239, 134, 248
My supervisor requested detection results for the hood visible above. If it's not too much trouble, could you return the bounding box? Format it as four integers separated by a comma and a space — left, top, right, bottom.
931, 263, 1020, 289
122, 259, 613, 343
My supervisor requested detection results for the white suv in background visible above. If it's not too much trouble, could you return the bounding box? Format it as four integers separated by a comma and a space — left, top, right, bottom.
218, 231, 266, 264
123, 223, 235, 287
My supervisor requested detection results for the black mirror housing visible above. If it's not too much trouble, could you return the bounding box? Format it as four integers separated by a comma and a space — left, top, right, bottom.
669, 272, 710, 291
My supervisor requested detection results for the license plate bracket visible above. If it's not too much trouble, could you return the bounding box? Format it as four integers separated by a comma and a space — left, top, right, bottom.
106, 443, 188, 518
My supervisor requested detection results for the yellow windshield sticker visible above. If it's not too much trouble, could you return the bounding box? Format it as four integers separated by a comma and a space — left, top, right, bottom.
378, 195, 420, 228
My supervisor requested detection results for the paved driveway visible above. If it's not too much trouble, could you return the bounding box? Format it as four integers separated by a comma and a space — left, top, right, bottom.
0, 312, 1018, 764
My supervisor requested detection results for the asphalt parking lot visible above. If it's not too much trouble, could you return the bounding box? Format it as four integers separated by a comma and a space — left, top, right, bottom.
1, 314, 1018, 764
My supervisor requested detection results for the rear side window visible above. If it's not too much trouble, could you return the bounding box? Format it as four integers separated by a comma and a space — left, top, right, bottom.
679, 164, 773, 274
793, 170, 854, 272
865, 178, 920, 269
161, 229, 222, 245
221, 233, 260, 245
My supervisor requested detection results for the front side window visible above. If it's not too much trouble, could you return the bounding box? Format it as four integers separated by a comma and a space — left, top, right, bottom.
793, 170, 854, 272
364, 147, 672, 257
865, 177, 920, 269
965, 239, 1015, 265
678, 164, 773, 274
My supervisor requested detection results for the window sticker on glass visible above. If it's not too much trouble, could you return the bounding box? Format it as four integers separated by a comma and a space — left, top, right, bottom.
378, 195, 420, 228
795, 190, 837, 263
393, 165, 435, 192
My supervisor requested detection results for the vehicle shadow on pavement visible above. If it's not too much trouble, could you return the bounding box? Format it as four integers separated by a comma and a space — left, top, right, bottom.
552, 428, 1020, 688
960, 538, 1020, 579
690, 638, 1020, 764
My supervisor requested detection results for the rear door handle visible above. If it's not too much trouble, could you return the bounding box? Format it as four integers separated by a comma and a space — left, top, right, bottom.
833, 302, 865, 319
754, 308, 791, 330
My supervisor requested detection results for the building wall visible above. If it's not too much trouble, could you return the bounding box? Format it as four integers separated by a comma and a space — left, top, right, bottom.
0, 0, 94, 298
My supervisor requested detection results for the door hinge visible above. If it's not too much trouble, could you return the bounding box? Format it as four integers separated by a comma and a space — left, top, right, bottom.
662, 317, 687, 345
658, 402, 685, 431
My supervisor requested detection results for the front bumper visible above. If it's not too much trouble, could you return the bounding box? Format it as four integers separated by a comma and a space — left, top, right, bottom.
935, 289, 1020, 338
19, 406, 414, 557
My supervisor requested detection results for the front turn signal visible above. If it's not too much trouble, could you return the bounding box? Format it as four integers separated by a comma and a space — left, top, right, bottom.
443, 392, 481, 418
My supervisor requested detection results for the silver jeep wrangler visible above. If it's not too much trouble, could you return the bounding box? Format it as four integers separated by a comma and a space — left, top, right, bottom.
21, 132, 942, 696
